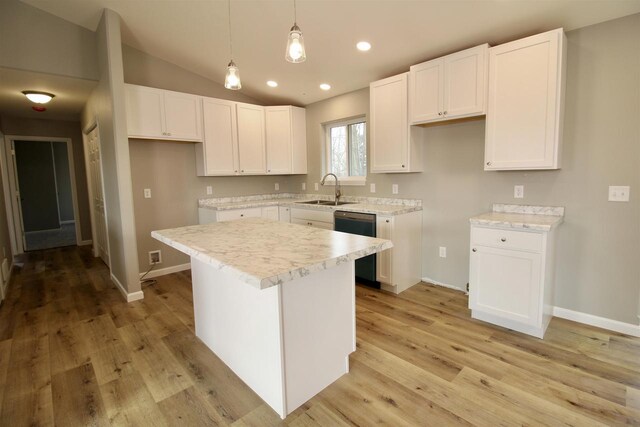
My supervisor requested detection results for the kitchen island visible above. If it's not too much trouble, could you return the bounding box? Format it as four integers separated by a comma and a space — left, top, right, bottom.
152, 218, 392, 419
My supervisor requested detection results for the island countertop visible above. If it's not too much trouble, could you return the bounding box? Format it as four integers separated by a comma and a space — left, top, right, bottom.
152, 218, 393, 290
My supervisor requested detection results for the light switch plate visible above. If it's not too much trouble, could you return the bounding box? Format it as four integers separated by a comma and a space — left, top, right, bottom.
314, 183, 319, 191
514, 185, 524, 199
275, 183, 280, 191
302, 182, 306, 191
370, 183, 376, 193
392, 184, 399, 195
206, 186, 213, 195
609, 185, 630, 202
439, 247, 447, 258
144, 188, 151, 199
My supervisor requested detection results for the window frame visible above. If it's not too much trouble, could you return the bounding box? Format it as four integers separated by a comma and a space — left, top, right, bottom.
323, 116, 367, 186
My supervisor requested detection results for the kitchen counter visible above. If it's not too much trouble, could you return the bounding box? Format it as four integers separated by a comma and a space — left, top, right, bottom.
198, 193, 422, 216
470, 203, 564, 231
152, 217, 392, 289
151, 218, 392, 419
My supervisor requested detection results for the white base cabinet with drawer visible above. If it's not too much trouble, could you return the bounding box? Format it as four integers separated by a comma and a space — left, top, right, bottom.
469, 225, 557, 338
289, 208, 334, 230
376, 211, 422, 294
198, 207, 278, 224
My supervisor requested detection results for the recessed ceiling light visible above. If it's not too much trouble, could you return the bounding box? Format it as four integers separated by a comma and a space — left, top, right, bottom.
267, 80, 278, 88
356, 41, 371, 52
22, 90, 55, 104
319, 83, 331, 91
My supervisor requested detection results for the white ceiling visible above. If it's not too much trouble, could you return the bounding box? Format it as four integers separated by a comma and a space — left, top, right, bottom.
0, 68, 97, 121
20, 0, 640, 106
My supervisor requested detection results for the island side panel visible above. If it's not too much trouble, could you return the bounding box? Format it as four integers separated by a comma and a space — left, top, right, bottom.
281, 261, 356, 415
190, 257, 286, 417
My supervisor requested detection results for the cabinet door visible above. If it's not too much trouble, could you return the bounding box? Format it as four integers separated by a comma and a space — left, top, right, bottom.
200, 98, 238, 175
444, 44, 488, 119
370, 73, 408, 173
265, 107, 292, 174
163, 91, 203, 141
278, 206, 291, 222
236, 103, 267, 174
261, 206, 279, 221
125, 84, 164, 138
469, 245, 541, 326
376, 216, 393, 283
409, 58, 443, 124
485, 29, 565, 170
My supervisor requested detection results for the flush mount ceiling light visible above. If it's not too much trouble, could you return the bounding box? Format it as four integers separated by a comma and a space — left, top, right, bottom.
267, 80, 278, 87
22, 91, 55, 104
356, 41, 371, 52
319, 83, 331, 91
285, 0, 306, 63
224, 0, 241, 90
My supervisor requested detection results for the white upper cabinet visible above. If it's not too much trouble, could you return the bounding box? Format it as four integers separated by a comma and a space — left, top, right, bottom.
370, 73, 423, 173
125, 84, 203, 142
485, 29, 566, 170
265, 106, 307, 175
196, 98, 238, 176
236, 103, 266, 175
410, 44, 488, 124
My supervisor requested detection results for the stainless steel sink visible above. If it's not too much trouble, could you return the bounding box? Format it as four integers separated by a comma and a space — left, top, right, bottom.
295, 200, 355, 206
295, 200, 326, 205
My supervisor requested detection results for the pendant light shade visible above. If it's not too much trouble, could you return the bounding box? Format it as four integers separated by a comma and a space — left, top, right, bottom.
285, 0, 306, 63
225, 60, 241, 90
224, 0, 241, 90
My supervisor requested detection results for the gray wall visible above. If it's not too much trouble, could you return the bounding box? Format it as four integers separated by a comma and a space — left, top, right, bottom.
82, 9, 140, 296
52, 142, 74, 222
14, 140, 60, 232
0, 0, 98, 80
0, 116, 92, 240
289, 14, 640, 325
122, 44, 286, 273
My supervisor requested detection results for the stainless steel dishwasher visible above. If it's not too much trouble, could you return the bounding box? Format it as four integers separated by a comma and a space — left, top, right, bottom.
334, 211, 379, 288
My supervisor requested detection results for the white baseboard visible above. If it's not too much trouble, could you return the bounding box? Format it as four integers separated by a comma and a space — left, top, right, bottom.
110, 273, 145, 303
78, 239, 93, 246
140, 262, 191, 280
553, 306, 640, 337
421, 276, 466, 293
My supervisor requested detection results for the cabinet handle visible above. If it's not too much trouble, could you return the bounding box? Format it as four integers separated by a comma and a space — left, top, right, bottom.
500, 238, 506, 242
472, 248, 477, 252
486, 161, 491, 166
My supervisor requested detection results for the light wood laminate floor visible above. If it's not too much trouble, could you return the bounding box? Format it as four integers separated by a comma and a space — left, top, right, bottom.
0, 246, 638, 426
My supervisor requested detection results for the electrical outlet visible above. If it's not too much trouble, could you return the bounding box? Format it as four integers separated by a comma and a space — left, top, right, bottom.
608, 185, 630, 202
148, 250, 162, 265
275, 182, 280, 191
392, 184, 399, 195
314, 183, 319, 191
143, 188, 151, 199
206, 185, 213, 195
514, 185, 524, 199
370, 183, 376, 193
302, 182, 306, 191
439, 246, 447, 258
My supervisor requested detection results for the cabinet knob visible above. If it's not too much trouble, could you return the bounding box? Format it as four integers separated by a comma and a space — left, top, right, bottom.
486, 162, 491, 166
443, 111, 448, 115
500, 237, 506, 242
241, 170, 244, 173
401, 164, 405, 168
267, 170, 271, 173
235, 170, 238, 173
385, 219, 390, 223
167, 132, 171, 136
240, 214, 244, 217
472, 248, 477, 252
438, 112, 443, 116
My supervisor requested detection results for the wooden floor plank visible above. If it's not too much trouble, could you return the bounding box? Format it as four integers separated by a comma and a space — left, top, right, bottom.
51, 362, 108, 427
157, 386, 228, 427
99, 371, 167, 426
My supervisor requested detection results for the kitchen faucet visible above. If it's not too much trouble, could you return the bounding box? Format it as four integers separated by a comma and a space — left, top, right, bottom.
320, 173, 341, 205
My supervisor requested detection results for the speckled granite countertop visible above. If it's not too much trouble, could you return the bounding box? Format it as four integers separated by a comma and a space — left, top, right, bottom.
152, 218, 393, 289
198, 193, 422, 216
470, 204, 564, 231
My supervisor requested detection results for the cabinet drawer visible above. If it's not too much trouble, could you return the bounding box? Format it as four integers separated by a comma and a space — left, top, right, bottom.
217, 207, 262, 222
471, 227, 542, 253
290, 208, 334, 224
291, 218, 334, 230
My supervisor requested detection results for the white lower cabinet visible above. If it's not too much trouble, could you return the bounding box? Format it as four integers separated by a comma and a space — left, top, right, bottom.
469, 225, 556, 338
375, 211, 422, 294
278, 206, 291, 222
198, 207, 266, 224
290, 208, 333, 230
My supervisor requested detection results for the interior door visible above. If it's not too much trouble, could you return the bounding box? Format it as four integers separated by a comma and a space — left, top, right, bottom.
88, 127, 109, 266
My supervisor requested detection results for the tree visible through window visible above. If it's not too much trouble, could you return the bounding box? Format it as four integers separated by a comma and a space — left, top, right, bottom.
326, 119, 366, 179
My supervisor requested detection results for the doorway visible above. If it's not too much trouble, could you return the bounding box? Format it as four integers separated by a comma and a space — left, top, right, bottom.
1, 136, 83, 254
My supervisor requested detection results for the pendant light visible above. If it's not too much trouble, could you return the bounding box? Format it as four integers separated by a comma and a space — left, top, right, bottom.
285, 0, 306, 63
224, 0, 241, 90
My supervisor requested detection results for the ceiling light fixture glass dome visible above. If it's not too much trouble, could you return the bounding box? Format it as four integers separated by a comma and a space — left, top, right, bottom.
22, 91, 55, 104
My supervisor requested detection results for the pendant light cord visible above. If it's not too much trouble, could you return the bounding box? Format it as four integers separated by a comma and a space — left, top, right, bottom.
293, 0, 297, 25
228, 0, 233, 59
